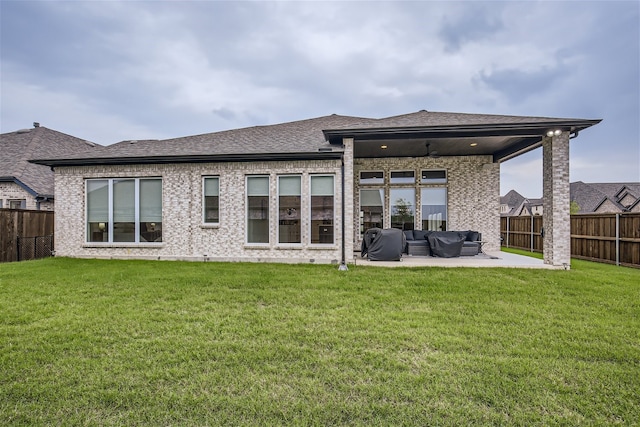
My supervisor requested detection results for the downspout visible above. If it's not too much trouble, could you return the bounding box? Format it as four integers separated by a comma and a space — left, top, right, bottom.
339, 152, 348, 271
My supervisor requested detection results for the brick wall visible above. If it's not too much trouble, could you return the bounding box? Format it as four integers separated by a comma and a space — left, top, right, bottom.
54, 160, 344, 263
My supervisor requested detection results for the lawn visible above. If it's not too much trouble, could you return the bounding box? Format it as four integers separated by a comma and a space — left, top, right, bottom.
1, 257, 639, 426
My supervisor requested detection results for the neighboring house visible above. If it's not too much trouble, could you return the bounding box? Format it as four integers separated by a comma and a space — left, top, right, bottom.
0, 123, 97, 210
500, 191, 543, 217
570, 181, 640, 213
500, 190, 525, 216
31, 110, 600, 267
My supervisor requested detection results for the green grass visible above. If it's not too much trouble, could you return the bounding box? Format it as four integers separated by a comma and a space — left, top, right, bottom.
1, 258, 639, 426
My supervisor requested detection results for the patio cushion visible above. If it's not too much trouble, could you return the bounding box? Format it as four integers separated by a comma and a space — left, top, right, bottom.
403, 230, 415, 241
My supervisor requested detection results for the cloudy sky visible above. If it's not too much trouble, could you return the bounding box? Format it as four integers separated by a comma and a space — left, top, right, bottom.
1, 1, 638, 197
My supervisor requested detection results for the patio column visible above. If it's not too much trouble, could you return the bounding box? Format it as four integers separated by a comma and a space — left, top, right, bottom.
542, 131, 571, 268
342, 137, 355, 263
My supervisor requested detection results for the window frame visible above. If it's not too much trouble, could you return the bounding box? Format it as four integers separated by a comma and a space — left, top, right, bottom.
390, 170, 416, 184
359, 188, 385, 236
359, 170, 384, 185
277, 175, 302, 245
85, 177, 163, 244
309, 174, 335, 245
245, 175, 271, 245
202, 176, 220, 225
421, 169, 447, 184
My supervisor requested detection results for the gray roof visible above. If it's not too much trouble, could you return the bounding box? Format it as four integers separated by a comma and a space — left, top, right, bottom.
1, 126, 97, 198
570, 181, 640, 213
30, 110, 601, 167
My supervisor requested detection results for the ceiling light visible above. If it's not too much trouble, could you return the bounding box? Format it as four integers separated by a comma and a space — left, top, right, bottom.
381, 145, 388, 149
470, 142, 478, 147
554, 129, 562, 136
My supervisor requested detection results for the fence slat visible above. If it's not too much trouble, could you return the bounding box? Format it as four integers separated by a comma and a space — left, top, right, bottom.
501, 213, 640, 268
0, 209, 55, 263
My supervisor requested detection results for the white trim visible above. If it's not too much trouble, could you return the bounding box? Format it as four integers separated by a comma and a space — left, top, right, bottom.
309, 174, 335, 245
245, 175, 271, 245
277, 174, 302, 245
202, 176, 220, 225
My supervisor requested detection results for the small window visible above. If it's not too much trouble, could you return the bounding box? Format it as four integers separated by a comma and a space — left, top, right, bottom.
421, 170, 447, 184
9, 199, 26, 209
390, 170, 415, 184
360, 171, 384, 184
203, 177, 220, 224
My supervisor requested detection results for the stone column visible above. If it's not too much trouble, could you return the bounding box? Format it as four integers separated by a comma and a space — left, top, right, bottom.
342, 138, 355, 262
542, 131, 571, 268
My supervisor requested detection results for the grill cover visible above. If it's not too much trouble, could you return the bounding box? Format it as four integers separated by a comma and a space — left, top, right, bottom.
361, 228, 405, 261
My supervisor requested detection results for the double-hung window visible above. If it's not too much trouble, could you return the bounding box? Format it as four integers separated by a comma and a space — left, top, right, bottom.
203, 177, 220, 224
310, 175, 334, 244
86, 178, 162, 243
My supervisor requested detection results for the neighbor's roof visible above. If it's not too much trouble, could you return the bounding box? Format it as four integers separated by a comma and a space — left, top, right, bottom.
30, 110, 601, 167
570, 181, 640, 213
0, 126, 97, 198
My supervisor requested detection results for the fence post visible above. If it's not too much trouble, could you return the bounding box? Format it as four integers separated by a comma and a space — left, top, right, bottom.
506, 216, 510, 247
616, 213, 620, 266
530, 214, 534, 252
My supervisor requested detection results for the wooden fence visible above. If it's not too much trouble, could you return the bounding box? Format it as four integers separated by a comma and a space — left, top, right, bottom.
0, 209, 55, 263
501, 213, 640, 268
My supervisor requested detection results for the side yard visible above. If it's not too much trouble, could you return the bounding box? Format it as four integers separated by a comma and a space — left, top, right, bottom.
1, 258, 639, 425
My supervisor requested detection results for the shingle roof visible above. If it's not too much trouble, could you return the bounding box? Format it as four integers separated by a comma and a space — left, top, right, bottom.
30, 110, 601, 166
326, 110, 588, 130
570, 181, 640, 213
1, 126, 97, 197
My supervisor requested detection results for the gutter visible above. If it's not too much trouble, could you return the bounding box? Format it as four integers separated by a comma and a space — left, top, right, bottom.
29, 151, 344, 168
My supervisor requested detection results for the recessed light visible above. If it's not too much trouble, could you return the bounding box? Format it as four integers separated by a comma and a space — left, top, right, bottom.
381, 145, 388, 149
470, 143, 478, 147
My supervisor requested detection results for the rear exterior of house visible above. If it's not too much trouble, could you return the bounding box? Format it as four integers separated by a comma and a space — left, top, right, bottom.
32, 111, 600, 267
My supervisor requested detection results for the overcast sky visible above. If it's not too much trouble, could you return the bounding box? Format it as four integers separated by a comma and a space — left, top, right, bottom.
1, 1, 638, 197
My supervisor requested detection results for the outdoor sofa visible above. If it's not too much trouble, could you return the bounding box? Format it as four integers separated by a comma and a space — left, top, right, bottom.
404, 230, 482, 258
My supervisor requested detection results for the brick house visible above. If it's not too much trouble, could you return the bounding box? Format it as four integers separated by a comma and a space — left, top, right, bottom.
31, 110, 600, 268
1, 123, 97, 210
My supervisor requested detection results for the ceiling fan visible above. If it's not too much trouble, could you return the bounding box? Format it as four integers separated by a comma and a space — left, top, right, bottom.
425, 143, 440, 158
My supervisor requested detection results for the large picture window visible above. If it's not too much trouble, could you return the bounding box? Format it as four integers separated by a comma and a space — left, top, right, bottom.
390, 188, 415, 230
360, 189, 384, 235
86, 178, 162, 243
310, 175, 334, 244
203, 177, 220, 224
421, 188, 447, 231
278, 176, 301, 244
247, 176, 270, 244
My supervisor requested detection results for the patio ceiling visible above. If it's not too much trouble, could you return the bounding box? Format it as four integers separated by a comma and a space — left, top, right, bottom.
324, 119, 602, 162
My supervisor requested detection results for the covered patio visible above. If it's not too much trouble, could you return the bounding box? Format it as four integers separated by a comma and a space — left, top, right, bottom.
354, 250, 556, 269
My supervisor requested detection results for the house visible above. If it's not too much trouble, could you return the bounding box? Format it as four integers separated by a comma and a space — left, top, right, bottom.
30, 110, 600, 268
500, 190, 525, 216
500, 190, 543, 217
570, 181, 640, 213
0, 123, 97, 210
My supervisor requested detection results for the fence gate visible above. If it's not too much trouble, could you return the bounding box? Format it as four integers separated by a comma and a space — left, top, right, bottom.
17, 235, 54, 261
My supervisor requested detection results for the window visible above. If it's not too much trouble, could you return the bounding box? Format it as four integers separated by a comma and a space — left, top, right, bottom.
247, 176, 270, 244
390, 170, 415, 184
86, 178, 162, 243
360, 171, 384, 184
360, 189, 384, 234
9, 199, 26, 209
421, 170, 447, 184
203, 177, 220, 224
390, 188, 415, 230
421, 188, 447, 231
310, 175, 334, 244
278, 176, 301, 244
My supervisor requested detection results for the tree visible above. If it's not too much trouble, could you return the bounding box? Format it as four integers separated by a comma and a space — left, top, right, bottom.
570, 200, 581, 214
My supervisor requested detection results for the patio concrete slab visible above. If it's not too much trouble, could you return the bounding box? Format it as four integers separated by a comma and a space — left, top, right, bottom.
353, 250, 559, 269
